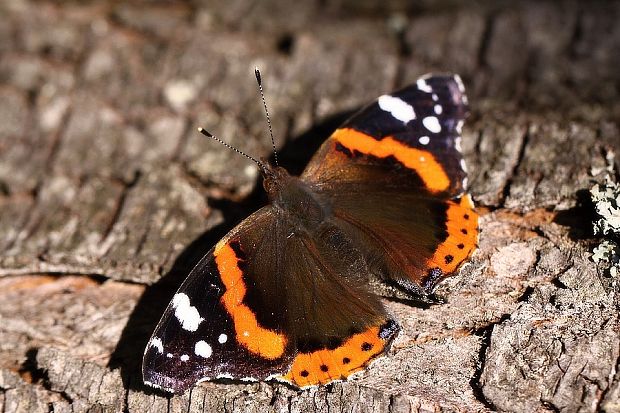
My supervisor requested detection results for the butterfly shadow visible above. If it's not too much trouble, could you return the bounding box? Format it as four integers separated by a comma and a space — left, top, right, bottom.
108, 110, 355, 393
552, 189, 597, 241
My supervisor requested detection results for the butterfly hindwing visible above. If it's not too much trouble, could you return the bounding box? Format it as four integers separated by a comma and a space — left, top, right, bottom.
272, 218, 399, 387
329, 190, 478, 297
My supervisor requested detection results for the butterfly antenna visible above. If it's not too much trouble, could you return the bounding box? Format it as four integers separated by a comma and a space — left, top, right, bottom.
197, 127, 268, 173
254, 67, 279, 166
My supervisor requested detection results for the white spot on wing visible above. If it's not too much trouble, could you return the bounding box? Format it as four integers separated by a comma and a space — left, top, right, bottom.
149, 337, 164, 354
432, 93, 438, 101
434, 104, 443, 114
455, 137, 463, 152
460, 159, 468, 172
454, 74, 466, 92
423, 116, 441, 133
144, 381, 175, 393
417, 78, 433, 93
218, 334, 228, 344
195, 341, 213, 358
456, 120, 464, 133
419, 136, 430, 145
243, 331, 250, 337
377, 95, 416, 123
180, 354, 190, 362
166, 353, 173, 358
463, 177, 469, 189
144, 380, 156, 388
172, 293, 204, 332
144, 380, 161, 390
240, 376, 259, 382
196, 377, 212, 385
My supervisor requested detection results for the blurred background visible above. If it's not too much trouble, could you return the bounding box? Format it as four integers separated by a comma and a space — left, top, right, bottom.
1, 1, 620, 412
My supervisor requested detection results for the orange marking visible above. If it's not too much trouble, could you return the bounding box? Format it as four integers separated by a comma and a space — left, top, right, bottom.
280, 326, 387, 387
332, 128, 450, 193
214, 241, 287, 359
427, 194, 478, 274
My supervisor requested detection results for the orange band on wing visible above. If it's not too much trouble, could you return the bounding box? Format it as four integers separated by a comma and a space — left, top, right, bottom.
280, 326, 388, 387
332, 128, 450, 193
427, 194, 478, 274
214, 241, 287, 359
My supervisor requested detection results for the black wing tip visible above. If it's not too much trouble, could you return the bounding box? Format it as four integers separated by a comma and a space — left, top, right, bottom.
142, 346, 193, 394
418, 72, 464, 84
142, 369, 192, 394
417, 73, 468, 106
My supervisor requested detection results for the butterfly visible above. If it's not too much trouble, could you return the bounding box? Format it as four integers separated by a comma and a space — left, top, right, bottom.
142, 72, 478, 393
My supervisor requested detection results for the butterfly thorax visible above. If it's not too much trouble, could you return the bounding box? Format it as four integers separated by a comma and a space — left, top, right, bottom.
262, 164, 329, 230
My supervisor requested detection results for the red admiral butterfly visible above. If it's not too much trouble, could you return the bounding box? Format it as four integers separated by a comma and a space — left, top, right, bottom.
143, 72, 478, 392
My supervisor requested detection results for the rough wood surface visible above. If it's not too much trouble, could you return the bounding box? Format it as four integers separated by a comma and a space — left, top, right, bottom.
1, 1, 620, 412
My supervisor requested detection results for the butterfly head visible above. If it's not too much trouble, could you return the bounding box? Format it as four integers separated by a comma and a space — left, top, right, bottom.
261, 162, 291, 199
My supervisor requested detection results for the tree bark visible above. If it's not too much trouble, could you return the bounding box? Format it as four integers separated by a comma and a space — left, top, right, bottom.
1, 1, 619, 412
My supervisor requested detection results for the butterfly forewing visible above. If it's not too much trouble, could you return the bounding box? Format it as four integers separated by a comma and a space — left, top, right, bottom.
303, 74, 469, 197
142, 209, 293, 392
